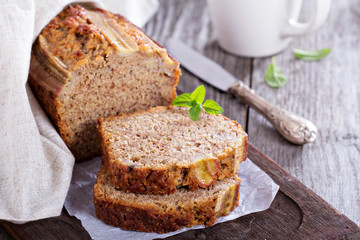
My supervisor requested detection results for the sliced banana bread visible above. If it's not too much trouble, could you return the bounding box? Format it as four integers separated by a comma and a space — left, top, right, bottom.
98, 106, 248, 195
28, 5, 180, 161
94, 166, 241, 233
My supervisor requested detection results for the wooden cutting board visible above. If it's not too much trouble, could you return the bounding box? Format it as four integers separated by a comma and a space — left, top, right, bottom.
1, 143, 359, 240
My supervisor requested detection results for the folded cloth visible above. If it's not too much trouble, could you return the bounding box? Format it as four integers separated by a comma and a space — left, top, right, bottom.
0, 0, 158, 224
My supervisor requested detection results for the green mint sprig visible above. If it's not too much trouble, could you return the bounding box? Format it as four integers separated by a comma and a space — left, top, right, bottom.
293, 48, 331, 61
265, 57, 287, 88
172, 85, 223, 121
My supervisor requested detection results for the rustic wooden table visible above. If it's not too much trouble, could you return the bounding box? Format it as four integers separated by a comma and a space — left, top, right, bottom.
142, 0, 359, 225
1, 0, 359, 239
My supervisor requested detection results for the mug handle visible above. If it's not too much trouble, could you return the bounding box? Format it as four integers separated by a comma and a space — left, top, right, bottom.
281, 0, 331, 37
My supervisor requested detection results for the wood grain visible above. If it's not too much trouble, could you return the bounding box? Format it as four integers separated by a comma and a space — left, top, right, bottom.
0, 227, 12, 240
0, 209, 91, 240
247, 0, 360, 224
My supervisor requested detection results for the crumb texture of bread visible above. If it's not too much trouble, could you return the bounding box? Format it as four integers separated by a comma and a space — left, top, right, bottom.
28, 5, 180, 161
93, 167, 240, 233
98, 106, 248, 195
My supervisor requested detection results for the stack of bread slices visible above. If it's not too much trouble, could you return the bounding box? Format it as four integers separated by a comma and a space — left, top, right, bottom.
95, 106, 248, 233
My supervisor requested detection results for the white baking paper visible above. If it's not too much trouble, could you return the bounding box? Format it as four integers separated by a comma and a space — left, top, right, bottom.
64, 157, 279, 240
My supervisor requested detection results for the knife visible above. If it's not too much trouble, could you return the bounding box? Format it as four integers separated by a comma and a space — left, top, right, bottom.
165, 38, 317, 145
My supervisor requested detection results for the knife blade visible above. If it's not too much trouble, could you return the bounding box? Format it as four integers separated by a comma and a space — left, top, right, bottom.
165, 38, 317, 145
166, 38, 234, 92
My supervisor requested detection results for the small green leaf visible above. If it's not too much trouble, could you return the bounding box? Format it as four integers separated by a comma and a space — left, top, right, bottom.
189, 104, 201, 121
265, 58, 287, 88
190, 100, 198, 108
293, 48, 331, 61
172, 85, 224, 121
172, 93, 192, 107
190, 85, 206, 104
202, 99, 224, 115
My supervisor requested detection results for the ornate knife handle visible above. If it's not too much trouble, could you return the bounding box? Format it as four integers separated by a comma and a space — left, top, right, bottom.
229, 81, 317, 145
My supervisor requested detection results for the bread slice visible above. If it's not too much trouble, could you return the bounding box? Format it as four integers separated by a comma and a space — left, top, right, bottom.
28, 5, 180, 161
94, 166, 240, 233
98, 106, 248, 195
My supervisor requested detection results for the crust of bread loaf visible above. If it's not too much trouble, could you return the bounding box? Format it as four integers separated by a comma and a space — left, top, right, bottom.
93, 167, 241, 233
97, 106, 248, 195
28, 5, 180, 161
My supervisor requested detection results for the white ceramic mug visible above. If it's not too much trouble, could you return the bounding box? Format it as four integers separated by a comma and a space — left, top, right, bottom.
207, 0, 331, 57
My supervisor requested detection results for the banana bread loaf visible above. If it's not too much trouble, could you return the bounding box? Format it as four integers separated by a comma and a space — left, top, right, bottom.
97, 106, 248, 195
28, 5, 180, 161
94, 166, 241, 233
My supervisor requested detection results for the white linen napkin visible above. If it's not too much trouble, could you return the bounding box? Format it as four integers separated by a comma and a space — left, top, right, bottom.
0, 0, 158, 224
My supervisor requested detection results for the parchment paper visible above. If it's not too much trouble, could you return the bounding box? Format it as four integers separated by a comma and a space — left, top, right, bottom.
65, 157, 279, 240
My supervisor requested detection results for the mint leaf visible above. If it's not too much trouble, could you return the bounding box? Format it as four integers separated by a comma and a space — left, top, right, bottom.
190, 85, 206, 104
172, 85, 223, 121
172, 93, 192, 107
265, 58, 287, 88
203, 99, 224, 115
189, 104, 201, 121
190, 99, 198, 108
293, 48, 331, 61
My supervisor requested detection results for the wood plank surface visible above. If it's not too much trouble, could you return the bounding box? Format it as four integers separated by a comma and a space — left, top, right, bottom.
1, 0, 359, 238
247, 0, 360, 224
